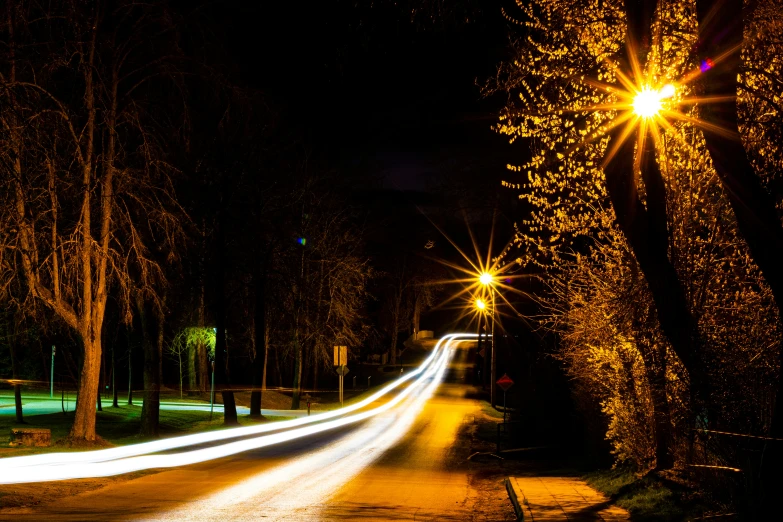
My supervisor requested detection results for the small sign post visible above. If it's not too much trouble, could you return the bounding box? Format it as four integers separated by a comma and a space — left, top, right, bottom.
334, 346, 348, 406
50, 345, 56, 399
496, 374, 514, 424
210, 361, 216, 420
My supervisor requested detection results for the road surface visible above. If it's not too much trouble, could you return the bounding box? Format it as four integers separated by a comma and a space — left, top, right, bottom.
0, 341, 505, 521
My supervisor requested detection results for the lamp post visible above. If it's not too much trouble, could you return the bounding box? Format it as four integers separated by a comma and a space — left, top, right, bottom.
210, 360, 216, 421
50, 345, 55, 399
474, 298, 487, 388
479, 272, 497, 408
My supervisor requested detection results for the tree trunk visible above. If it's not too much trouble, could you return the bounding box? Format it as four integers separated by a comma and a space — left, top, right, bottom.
413, 294, 421, 337
311, 260, 324, 392
69, 334, 102, 441
213, 220, 237, 425
274, 344, 282, 389
649, 355, 672, 470
138, 296, 161, 438
198, 229, 209, 393
250, 259, 268, 418
112, 341, 118, 407
188, 339, 198, 396
694, 0, 783, 513
291, 333, 303, 410
603, 0, 704, 408
189, 272, 206, 395
695, 0, 783, 312
636, 332, 672, 470
127, 326, 133, 406
291, 244, 306, 411
313, 352, 319, 393
9, 339, 24, 424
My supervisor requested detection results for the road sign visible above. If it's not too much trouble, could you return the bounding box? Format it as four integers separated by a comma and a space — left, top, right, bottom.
478, 348, 486, 359
336, 366, 350, 376
496, 373, 514, 391
333, 345, 348, 366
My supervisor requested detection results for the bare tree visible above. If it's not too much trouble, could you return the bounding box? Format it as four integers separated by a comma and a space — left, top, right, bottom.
0, 1, 185, 442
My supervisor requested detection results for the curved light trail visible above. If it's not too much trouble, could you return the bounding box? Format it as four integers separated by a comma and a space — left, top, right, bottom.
155, 339, 456, 521
0, 334, 475, 483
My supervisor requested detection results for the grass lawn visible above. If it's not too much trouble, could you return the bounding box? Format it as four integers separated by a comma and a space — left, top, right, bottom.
584, 467, 720, 522
0, 405, 292, 456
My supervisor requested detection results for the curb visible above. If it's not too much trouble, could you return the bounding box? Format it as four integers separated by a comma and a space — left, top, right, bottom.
504, 477, 524, 520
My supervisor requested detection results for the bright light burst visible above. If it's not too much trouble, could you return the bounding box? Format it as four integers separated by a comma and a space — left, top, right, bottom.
633, 86, 664, 117
421, 212, 533, 331
575, 37, 741, 173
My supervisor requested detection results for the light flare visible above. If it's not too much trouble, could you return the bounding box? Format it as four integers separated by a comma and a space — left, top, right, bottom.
633, 86, 663, 117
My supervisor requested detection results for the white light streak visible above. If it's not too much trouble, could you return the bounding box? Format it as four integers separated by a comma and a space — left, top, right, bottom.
152, 342, 454, 521
0, 334, 473, 483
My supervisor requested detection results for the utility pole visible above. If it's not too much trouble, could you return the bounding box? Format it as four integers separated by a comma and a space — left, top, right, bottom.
334, 345, 348, 407
50, 345, 56, 399
127, 341, 133, 406
490, 289, 497, 408
210, 360, 216, 420
112, 343, 118, 407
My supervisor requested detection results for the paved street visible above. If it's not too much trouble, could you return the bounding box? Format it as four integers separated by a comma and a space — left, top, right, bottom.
1, 340, 514, 521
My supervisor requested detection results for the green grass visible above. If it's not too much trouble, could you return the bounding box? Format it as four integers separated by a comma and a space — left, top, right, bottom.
0, 406, 293, 456
584, 468, 692, 522
479, 400, 505, 419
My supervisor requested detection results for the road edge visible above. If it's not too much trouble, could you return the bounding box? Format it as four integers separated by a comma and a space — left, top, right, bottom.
504, 477, 524, 521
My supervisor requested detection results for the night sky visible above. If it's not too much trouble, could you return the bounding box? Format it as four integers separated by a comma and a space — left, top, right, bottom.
223, 1, 515, 199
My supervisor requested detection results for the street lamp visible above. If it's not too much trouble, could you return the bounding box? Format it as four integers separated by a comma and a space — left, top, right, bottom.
478, 272, 498, 407
633, 83, 675, 118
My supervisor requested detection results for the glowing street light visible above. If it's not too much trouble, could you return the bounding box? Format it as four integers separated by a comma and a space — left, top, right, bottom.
633, 84, 675, 118
476, 272, 500, 407
475, 298, 486, 311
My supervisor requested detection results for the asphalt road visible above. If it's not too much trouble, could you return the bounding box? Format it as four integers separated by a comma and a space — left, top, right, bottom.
1, 343, 495, 521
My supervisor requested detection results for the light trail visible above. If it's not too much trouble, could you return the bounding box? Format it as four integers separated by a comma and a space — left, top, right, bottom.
0, 334, 465, 471
152, 339, 456, 521
0, 334, 473, 483
1, 339, 455, 483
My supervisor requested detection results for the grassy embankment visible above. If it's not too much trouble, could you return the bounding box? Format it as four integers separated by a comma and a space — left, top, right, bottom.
584, 467, 728, 522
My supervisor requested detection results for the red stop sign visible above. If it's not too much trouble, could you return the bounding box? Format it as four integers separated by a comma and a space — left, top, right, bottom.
496, 373, 514, 391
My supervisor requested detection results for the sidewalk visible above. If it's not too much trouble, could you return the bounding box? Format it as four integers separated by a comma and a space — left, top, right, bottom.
506, 476, 629, 521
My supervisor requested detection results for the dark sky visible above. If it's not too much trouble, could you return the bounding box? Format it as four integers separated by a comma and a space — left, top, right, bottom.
222, 0, 516, 194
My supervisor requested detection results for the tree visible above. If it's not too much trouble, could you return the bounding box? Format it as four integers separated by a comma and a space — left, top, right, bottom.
489, 0, 781, 479
169, 327, 216, 398
694, 0, 783, 512
272, 174, 372, 409
0, 1, 185, 442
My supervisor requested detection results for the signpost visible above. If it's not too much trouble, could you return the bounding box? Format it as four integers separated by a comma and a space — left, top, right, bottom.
334, 345, 348, 406
496, 373, 514, 424
210, 361, 216, 420
50, 345, 56, 399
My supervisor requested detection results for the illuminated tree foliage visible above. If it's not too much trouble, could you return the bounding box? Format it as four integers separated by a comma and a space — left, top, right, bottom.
168, 327, 216, 398
490, 0, 782, 474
